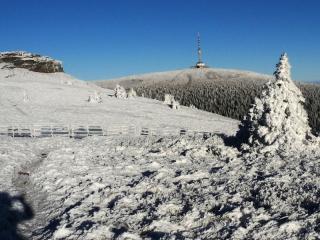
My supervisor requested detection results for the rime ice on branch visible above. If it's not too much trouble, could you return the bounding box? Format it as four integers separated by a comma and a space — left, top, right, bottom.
237, 53, 311, 153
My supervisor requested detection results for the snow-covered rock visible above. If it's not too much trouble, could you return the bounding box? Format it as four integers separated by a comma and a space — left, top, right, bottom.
236, 53, 312, 154
0, 51, 63, 73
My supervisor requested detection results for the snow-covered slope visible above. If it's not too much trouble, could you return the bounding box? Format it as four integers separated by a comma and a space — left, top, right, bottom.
0, 64, 238, 134
94, 68, 272, 89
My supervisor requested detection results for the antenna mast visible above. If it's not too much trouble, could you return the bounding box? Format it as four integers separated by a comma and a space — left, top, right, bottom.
193, 32, 207, 68
197, 32, 202, 63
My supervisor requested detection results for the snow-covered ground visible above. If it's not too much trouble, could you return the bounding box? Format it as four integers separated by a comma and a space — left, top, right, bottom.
2, 135, 320, 239
0, 64, 237, 134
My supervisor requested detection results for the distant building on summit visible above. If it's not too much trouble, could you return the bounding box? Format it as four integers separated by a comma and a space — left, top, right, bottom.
193, 32, 208, 69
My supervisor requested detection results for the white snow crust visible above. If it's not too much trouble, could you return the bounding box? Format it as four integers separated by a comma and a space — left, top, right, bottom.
2, 135, 320, 239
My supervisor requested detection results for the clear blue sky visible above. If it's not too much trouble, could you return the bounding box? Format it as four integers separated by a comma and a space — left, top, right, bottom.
1, 0, 320, 81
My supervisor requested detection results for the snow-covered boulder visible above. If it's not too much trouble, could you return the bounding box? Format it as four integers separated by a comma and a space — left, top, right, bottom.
236, 53, 312, 154
114, 84, 127, 99
0, 51, 63, 73
127, 88, 137, 98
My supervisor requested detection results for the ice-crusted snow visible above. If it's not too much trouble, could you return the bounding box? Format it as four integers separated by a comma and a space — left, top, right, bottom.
1, 134, 320, 239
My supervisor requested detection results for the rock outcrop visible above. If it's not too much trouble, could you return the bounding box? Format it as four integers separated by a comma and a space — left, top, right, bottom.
0, 51, 64, 73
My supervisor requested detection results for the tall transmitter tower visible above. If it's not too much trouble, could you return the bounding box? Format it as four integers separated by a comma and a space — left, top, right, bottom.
193, 32, 208, 68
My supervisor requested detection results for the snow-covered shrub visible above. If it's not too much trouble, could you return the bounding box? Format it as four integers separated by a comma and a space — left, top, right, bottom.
171, 100, 180, 110
23, 90, 29, 103
164, 94, 180, 109
236, 53, 312, 153
127, 88, 137, 98
114, 84, 127, 99
87, 91, 102, 103
164, 94, 174, 105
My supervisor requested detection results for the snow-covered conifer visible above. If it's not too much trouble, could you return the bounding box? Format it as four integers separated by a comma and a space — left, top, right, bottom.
127, 88, 137, 98
236, 53, 311, 153
164, 94, 174, 105
189, 104, 197, 109
88, 91, 102, 103
163, 94, 180, 109
23, 90, 29, 102
171, 100, 180, 110
114, 84, 127, 99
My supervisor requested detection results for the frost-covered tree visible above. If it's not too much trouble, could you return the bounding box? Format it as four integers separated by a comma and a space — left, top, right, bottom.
23, 90, 29, 103
236, 53, 311, 153
127, 88, 137, 98
88, 91, 102, 103
163, 94, 180, 109
114, 84, 127, 99
164, 94, 174, 105
171, 100, 180, 110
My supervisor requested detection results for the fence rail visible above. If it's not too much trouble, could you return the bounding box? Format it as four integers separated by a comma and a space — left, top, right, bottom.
0, 124, 215, 139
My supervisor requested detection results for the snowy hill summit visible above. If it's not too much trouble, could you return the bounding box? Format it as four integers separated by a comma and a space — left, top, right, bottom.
95, 68, 272, 89
0, 51, 63, 73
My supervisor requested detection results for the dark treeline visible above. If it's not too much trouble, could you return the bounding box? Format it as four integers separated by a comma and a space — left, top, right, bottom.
135, 79, 320, 134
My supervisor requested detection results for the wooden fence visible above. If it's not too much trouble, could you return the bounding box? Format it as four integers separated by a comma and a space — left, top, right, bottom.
0, 124, 214, 139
